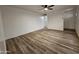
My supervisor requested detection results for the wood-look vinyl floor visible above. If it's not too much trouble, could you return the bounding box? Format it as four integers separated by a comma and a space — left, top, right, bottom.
6, 29, 79, 54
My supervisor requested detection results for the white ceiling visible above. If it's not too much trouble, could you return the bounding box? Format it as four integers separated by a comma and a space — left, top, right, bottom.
10, 5, 75, 14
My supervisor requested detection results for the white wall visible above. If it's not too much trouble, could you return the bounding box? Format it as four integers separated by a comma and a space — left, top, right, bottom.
2, 6, 44, 39
75, 6, 79, 37
63, 9, 75, 29
0, 8, 6, 53
47, 13, 64, 31
0, 8, 5, 41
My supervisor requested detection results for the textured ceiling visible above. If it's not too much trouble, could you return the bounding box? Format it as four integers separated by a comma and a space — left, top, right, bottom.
8, 5, 75, 14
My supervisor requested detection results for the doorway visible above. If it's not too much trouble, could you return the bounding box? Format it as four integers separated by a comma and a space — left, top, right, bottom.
63, 8, 75, 32
41, 14, 48, 29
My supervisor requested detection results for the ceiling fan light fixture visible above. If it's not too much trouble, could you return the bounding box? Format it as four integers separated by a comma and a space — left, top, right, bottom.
44, 8, 48, 11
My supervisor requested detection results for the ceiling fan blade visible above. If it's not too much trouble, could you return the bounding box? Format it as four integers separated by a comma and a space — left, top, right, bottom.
48, 8, 53, 10
48, 5, 54, 7
41, 5, 44, 7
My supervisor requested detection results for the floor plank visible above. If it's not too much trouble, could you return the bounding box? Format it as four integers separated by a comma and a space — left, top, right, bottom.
6, 29, 79, 54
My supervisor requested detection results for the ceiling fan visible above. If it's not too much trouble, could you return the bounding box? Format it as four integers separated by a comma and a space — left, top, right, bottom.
41, 5, 54, 11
